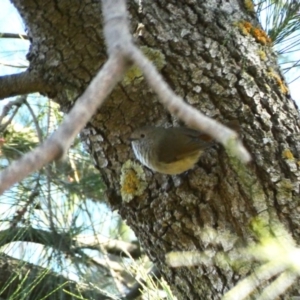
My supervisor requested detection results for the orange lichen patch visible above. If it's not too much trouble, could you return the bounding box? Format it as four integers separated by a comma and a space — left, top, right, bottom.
282, 149, 294, 160
252, 28, 272, 45
237, 21, 272, 45
268, 70, 289, 95
275, 76, 289, 94
237, 21, 252, 35
244, 21, 252, 33
244, 0, 255, 12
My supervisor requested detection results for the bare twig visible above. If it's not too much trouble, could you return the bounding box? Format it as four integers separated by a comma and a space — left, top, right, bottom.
10, 179, 40, 227
0, 55, 128, 194
0, 96, 26, 129
81, 196, 125, 294
126, 46, 250, 162
43, 99, 56, 233
75, 234, 141, 258
102, 0, 250, 163
0, 225, 139, 261
102, 0, 133, 54
0, 107, 19, 132
0, 32, 28, 40
24, 99, 43, 143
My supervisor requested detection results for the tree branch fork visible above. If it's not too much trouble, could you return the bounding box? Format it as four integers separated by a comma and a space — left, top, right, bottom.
0, 0, 250, 194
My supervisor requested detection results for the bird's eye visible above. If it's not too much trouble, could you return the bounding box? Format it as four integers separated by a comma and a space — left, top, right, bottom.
140, 134, 145, 138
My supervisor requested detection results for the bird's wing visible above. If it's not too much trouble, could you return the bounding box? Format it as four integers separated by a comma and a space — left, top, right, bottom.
157, 128, 213, 163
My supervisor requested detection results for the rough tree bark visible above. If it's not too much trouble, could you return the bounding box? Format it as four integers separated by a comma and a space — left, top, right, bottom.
2, 0, 300, 299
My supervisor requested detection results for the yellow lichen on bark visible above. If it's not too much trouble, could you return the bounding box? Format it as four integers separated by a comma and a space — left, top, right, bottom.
267, 69, 289, 95
244, 0, 255, 12
120, 160, 147, 202
282, 149, 294, 160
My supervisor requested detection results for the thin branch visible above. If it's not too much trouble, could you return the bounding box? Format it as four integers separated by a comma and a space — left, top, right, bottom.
10, 179, 40, 227
0, 226, 139, 259
0, 0, 250, 194
127, 46, 250, 162
46, 98, 52, 136
0, 71, 49, 100
24, 99, 43, 143
0, 55, 129, 194
43, 99, 56, 232
0, 32, 29, 40
82, 197, 124, 294
0, 96, 26, 129
0, 61, 27, 69
75, 234, 141, 258
288, 73, 300, 84
0, 226, 74, 251
0, 107, 18, 133
46, 167, 56, 232
102, 0, 250, 162
0, 225, 139, 290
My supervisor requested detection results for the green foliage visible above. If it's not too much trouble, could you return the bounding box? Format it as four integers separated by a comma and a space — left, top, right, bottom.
0, 95, 131, 298
256, 0, 300, 46
255, 0, 300, 84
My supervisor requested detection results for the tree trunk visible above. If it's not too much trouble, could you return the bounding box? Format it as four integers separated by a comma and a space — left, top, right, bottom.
7, 0, 300, 298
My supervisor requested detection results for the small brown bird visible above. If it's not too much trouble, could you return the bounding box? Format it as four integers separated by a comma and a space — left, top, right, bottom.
129, 126, 214, 175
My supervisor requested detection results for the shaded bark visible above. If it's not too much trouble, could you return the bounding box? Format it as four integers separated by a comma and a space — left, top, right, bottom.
6, 0, 300, 299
